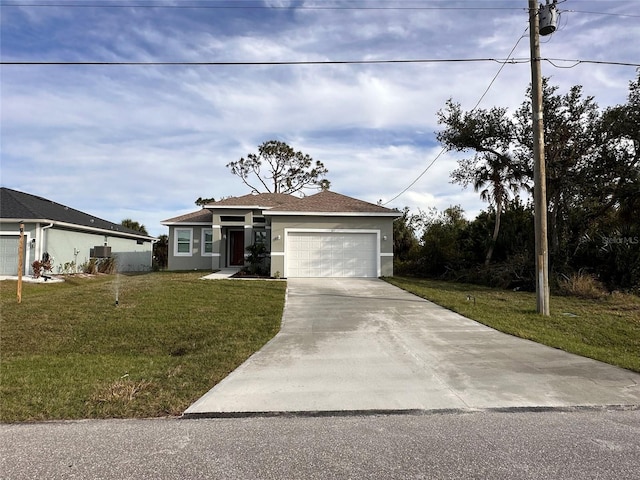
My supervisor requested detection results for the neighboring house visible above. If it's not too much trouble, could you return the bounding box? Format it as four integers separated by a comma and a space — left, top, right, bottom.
0, 187, 155, 276
162, 191, 401, 278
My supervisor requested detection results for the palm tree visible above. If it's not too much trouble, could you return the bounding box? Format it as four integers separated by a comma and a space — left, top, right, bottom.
438, 100, 528, 264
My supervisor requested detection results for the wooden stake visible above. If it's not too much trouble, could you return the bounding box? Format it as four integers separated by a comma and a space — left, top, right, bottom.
17, 223, 24, 304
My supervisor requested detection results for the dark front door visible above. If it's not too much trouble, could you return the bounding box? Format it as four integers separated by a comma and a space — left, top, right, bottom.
230, 230, 245, 266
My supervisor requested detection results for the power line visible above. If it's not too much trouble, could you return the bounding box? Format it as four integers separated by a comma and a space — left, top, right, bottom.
3, 57, 636, 67
0, 1, 525, 11
3, 1, 638, 17
0, 57, 531, 66
564, 9, 640, 19
379, 37, 638, 206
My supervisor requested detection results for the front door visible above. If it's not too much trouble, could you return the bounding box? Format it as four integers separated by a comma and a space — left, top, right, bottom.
229, 230, 245, 266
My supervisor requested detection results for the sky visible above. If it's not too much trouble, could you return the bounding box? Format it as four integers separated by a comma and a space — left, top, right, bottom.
1, 0, 638, 237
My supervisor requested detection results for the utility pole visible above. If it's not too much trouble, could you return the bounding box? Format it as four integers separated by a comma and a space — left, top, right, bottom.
528, 0, 550, 315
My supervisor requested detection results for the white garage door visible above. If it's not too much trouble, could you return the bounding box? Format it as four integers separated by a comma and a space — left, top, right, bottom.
0, 236, 24, 275
286, 232, 378, 278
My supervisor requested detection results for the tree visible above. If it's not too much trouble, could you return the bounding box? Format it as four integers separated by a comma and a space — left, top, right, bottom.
227, 140, 330, 194
418, 206, 469, 277
121, 218, 148, 235
437, 100, 527, 264
153, 234, 168, 270
195, 197, 215, 207
393, 207, 422, 262
515, 79, 600, 266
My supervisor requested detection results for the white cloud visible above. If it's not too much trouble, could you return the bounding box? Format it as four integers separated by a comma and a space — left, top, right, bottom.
1, 1, 637, 237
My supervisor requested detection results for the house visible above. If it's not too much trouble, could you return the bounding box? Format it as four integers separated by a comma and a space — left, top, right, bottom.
0, 187, 156, 276
162, 191, 401, 278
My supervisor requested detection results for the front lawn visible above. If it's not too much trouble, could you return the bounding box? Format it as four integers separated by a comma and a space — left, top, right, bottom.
0, 273, 286, 422
385, 276, 640, 373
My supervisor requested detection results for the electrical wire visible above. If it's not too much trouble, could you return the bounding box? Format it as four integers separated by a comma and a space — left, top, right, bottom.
0, 2, 526, 11
381, 27, 529, 207
0, 57, 531, 66
3, 1, 638, 17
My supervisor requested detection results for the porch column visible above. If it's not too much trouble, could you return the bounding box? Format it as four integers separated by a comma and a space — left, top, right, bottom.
212, 224, 222, 269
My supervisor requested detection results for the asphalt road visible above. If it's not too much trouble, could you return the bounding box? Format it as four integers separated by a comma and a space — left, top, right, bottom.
2, 408, 639, 479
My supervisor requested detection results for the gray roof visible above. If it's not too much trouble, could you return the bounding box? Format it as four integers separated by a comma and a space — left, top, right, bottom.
0, 187, 154, 240
207, 191, 397, 213
162, 209, 213, 224
162, 191, 399, 225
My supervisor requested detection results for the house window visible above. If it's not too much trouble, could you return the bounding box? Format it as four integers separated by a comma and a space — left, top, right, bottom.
221, 216, 245, 222
175, 228, 192, 256
254, 230, 269, 249
202, 229, 213, 256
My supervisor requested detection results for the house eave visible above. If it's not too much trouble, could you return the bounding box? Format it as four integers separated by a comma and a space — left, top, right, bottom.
204, 205, 273, 210
262, 211, 401, 217
0, 218, 155, 241
161, 221, 212, 226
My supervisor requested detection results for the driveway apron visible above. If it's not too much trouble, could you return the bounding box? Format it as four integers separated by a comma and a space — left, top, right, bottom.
184, 278, 640, 416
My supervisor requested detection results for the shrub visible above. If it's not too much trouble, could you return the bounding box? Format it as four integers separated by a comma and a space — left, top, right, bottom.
82, 259, 98, 274
32, 258, 53, 278
557, 272, 608, 299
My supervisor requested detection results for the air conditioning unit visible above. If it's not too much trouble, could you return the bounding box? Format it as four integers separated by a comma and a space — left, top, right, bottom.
93, 246, 112, 258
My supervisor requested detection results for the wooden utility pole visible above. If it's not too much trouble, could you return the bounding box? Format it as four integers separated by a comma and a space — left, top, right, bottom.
528, 0, 550, 315
17, 223, 24, 304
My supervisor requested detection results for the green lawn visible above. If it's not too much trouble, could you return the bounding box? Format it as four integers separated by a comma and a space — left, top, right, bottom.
385, 276, 640, 373
0, 273, 286, 422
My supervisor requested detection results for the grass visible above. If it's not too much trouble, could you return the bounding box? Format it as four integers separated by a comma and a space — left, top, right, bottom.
385, 277, 640, 373
0, 272, 286, 422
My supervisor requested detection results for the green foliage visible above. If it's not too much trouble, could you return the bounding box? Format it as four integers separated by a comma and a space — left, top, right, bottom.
438, 100, 529, 264
227, 140, 330, 194
120, 218, 148, 235
153, 234, 168, 270
0, 273, 285, 421
244, 242, 269, 275
422, 73, 640, 292
416, 206, 469, 277
393, 207, 421, 262
195, 197, 216, 207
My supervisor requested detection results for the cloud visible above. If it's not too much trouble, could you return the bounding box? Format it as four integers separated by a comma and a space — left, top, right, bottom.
1, 1, 638, 236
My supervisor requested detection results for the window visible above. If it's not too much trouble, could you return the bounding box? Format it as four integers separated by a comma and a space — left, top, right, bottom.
175, 228, 192, 256
202, 229, 213, 256
254, 230, 269, 249
221, 216, 245, 222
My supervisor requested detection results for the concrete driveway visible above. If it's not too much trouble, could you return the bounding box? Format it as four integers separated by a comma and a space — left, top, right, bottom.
184, 278, 640, 416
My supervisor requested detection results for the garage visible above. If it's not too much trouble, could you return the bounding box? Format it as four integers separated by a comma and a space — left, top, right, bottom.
286, 231, 378, 278
0, 235, 26, 276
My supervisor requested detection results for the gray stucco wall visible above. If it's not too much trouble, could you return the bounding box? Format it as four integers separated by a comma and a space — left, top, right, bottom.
167, 225, 217, 271
46, 228, 152, 273
268, 215, 395, 277
0, 222, 152, 274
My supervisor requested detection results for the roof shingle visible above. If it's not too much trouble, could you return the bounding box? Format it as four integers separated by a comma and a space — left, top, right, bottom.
0, 187, 153, 238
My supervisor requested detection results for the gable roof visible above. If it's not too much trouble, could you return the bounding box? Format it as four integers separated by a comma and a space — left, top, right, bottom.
161, 191, 399, 225
205, 193, 302, 210
210, 191, 397, 214
0, 187, 154, 240
273, 191, 396, 214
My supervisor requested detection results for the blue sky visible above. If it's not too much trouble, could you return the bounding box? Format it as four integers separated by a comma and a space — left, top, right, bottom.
1, 0, 638, 236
